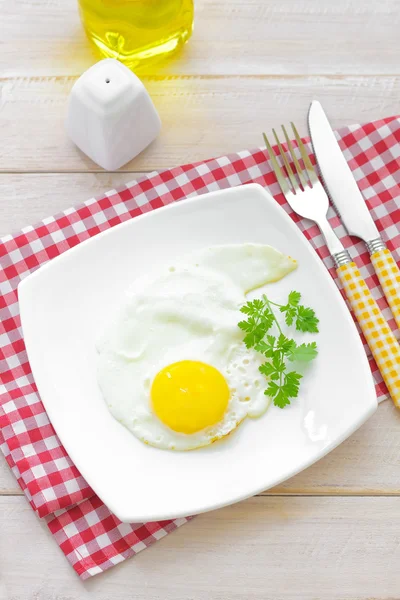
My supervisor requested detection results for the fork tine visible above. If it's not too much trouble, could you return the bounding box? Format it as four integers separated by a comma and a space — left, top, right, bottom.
282, 125, 307, 189
262, 132, 291, 196
291, 122, 318, 185
272, 128, 299, 192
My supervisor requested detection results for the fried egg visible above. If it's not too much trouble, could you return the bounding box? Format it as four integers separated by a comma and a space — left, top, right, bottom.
96, 244, 297, 451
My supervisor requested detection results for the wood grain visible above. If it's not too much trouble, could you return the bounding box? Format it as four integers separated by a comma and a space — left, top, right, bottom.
0, 173, 147, 237
2, 495, 400, 599
2, 0, 400, 77
2, 75, 400, 172
0, 455, 18, 495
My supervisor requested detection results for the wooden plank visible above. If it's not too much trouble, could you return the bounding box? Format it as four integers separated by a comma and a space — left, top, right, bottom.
2, 495, 400, 598
2, 75, 400, 173
1, 0, 400, 77
0, 455, 19, 495
0, 172, 147, 237
0, 393, 398, 496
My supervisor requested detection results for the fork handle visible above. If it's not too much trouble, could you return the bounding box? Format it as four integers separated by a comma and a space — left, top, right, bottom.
337, 261, 400, 407
370, 248, 400, 330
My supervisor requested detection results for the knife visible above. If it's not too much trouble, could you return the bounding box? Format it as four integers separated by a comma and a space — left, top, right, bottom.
308, 100, 400, 330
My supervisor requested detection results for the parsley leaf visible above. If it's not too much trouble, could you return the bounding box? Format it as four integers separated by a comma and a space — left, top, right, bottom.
295, 306, 319, 333
279, 291, 319, 333
288, 341, 318, 362
264, 371, 302, 408
239, 300, 275, 348
288, 290, 301, 307
283, 371, 302, 398
259, 361, 276, 378
237, 290, 319, 408
276, 333, 296, 356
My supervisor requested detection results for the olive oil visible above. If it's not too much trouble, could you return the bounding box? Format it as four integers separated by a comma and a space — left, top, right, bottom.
78, 0, 194, 70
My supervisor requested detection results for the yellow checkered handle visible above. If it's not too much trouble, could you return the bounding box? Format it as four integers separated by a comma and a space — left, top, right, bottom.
370, 248, 400, 331
337, 261, 400, 407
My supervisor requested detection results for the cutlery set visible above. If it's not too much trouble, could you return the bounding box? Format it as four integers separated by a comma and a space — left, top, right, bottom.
263, 102, 400, 407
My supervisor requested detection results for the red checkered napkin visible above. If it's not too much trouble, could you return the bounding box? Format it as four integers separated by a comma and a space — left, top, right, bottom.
1, 116, 400, 578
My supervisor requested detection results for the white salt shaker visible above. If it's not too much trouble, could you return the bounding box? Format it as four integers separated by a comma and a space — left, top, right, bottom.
66, 59, 161, 171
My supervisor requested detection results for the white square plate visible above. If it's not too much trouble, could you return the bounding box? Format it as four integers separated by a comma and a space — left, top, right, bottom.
19, 184, 377, 522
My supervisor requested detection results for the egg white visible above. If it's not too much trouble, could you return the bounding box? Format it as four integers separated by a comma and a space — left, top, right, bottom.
96, 244, 297, 450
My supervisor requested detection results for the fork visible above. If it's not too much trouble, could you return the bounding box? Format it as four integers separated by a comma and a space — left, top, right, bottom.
263, 124, 400, 407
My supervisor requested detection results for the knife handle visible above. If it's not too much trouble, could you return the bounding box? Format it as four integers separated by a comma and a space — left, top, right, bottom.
370, 248, 400, 330
337, 261, 400, 408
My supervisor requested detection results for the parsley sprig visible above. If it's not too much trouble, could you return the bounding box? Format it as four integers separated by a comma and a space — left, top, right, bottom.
238, 292, 319, 408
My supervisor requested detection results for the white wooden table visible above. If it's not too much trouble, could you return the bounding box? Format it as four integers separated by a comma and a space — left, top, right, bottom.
1, 1, 400, 598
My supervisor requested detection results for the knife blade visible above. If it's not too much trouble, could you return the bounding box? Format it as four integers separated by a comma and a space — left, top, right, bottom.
308, 100, 400, 332
308, 100, 381, 244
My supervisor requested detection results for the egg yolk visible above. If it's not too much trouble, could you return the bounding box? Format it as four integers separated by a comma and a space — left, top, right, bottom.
151, 360, 230, 434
